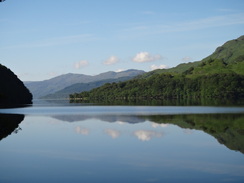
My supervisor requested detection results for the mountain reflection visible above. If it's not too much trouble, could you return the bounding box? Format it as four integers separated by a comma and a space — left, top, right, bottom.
1, 112, 243, 154
143, 114, 244, 154
0, 114, 25, 141
52, 114, 146, 124
52, 113, 244, 153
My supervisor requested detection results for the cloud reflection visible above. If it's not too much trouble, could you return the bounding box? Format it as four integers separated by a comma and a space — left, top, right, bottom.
75, 126, 90, 135
104, 129, 121, 139
134, 130, 163, 141
151, 122, 168, 128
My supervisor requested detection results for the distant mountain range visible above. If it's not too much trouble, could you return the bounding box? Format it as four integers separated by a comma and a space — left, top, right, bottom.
24, 69, 145, 99
25, 35, 244, 100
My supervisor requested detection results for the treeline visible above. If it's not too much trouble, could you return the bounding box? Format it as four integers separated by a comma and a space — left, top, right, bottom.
70, 72, 244, 101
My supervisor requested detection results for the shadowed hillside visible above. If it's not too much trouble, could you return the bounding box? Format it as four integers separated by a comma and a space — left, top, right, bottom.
0, 64, 32, 107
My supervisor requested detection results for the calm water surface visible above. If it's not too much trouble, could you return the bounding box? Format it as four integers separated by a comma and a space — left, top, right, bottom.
0, 102, 244, 183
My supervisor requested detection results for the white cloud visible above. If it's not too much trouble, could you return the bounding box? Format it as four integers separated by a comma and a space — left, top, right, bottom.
103, 56, 119, 65
132, 52, 162, 63
150, 64, 167, 70
74, 60, 89, 69
134, 130, 163, 141
75, 126, 90, 135
115, 69, 125, 72
104, 129, 120, 139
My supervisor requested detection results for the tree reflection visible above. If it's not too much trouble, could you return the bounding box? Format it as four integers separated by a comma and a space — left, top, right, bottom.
52, 113, 244, 153
0, 114, 24, 141
144, 114, 244, 154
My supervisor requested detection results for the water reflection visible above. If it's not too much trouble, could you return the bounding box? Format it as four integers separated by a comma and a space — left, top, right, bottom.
0, 114, 25, 141
51, 113, 244, 153
71, 98, 244, 106
145, 114, 244, 153
53, 114, 145, 123
0, 111, 244, 183
1, 112, 243, 153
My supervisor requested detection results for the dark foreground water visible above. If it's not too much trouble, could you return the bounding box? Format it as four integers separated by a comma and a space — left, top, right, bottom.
0, 103, 244, 183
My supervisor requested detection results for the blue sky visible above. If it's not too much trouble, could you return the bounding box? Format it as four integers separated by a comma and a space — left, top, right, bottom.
0, 0, 243, 81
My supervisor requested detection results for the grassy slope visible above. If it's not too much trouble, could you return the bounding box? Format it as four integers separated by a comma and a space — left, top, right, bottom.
202, 35, 244, 64
139, 35, 244, 79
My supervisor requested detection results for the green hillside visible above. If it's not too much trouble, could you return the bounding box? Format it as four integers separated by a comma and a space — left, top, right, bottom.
138, 61, 201, 79
202, 35, 244, 64
70, 35, 244, 102
140, 35, 244, 78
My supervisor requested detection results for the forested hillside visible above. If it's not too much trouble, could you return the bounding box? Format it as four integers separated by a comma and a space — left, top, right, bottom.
0, 64, 32, 107
70, 35, 244, 102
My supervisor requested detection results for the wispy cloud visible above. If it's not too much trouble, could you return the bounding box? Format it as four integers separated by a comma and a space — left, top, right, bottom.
120, 13, 244, 36
169, 13, 244, 32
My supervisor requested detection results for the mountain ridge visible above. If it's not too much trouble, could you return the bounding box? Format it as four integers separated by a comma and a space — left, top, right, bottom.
137, 35, 244, 79
41, 76, 134, 99
24, 69, 145, 98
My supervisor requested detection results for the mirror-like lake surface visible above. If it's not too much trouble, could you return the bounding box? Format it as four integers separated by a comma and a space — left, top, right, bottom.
0, 103, 244, 183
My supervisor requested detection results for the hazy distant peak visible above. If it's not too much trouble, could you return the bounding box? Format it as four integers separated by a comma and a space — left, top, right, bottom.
24, 69, 145, 98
